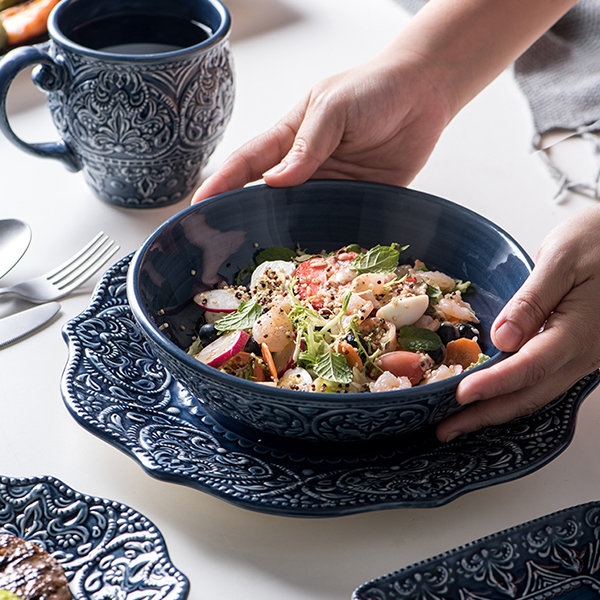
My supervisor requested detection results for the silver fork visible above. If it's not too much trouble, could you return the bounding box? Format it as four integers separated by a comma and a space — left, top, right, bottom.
0, 232, 119, 303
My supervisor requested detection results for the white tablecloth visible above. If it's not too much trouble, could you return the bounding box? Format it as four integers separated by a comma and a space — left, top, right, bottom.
2, 1, 600, 598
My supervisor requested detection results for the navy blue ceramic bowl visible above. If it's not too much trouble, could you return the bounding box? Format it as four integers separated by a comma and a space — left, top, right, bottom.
127, 181, 533, 444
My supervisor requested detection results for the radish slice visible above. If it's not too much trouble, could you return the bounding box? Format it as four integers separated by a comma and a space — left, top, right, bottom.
273, 343, 296, 377
193, 289, 241, 313
250, 260, 296, 290
195, 330, 249, 368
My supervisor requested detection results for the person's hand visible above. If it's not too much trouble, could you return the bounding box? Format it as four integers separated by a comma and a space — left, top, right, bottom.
192, 51, 454, 202
436, 204, 600, 442
192, 0, 579, 205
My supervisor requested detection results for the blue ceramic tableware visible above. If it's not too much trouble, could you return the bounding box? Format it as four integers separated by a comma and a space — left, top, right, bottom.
0, 0, 234, 208
354, 501, 600, 599
62, 253, 600, 515
127, 181, 534, 444
0, 475, 189, 599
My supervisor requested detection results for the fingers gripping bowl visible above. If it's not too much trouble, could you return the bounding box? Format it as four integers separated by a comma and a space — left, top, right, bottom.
126, 181, 533, 444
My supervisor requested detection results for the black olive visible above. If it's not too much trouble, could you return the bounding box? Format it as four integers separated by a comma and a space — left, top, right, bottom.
198, 323, 219, 345
345, 332, 359, 348
427, 346, 445, 364
458, 323, 480, 340
244, 337, 261, 354
437, 322, 458, 345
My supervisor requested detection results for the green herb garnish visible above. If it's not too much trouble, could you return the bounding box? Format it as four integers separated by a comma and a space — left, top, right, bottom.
214, 299, 262, 332
465, 353, 490, 370
426, 284, 443, 305
350, 243, 407, 274
313, 351, 353, 384
344, 243, 362, 253
398, 325, 442, 352
235, 263, 254, 286
255, 246, 297, 264
454, 279, 471, 294
187, 336, 204, 357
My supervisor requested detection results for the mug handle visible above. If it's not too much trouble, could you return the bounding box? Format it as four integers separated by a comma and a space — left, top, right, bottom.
0, 46, 80, 172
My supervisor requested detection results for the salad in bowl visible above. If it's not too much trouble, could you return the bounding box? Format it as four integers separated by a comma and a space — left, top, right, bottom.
127, 180, 533, 443
188, 242, 488, 394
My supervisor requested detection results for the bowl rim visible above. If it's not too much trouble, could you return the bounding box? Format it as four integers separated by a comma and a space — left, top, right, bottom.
127, 180, 534, 402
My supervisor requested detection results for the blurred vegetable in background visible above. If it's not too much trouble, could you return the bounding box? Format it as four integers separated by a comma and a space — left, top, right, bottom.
0, 0, 60, 52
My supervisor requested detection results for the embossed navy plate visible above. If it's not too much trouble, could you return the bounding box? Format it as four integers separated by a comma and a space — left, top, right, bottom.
0, 474, 189, 599
61, 256, 600, 517
353, 500, 600, 599
126, 180, 534, 444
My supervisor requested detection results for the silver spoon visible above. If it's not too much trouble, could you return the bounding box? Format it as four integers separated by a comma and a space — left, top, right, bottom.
0, 219, 31, 279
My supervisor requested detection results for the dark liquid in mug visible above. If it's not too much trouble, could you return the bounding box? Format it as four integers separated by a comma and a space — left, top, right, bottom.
69, 13, 213, 54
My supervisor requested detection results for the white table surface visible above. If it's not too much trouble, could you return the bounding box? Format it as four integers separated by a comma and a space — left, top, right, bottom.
2, 1, 600, 598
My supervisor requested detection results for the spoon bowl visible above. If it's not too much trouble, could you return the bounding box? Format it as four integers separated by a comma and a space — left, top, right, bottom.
0, 219, 31, 279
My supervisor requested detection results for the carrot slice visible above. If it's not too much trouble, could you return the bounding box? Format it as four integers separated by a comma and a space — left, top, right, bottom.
444, 338, 483, 370
337, 340, 363, 371
0, 0, 60, 48
261, 342, 279, 383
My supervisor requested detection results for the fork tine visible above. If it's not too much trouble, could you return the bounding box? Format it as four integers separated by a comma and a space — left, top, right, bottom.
44, 232, 107, 280
49, 235, 114, 286
55, 242, 120, 292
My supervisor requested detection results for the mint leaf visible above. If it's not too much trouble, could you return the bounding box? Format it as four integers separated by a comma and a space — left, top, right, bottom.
255, 246, 297, 264
350, 243, 404, 274
214, 299, 262, 332
398, 325, 442, 352
313, 351, 353, 384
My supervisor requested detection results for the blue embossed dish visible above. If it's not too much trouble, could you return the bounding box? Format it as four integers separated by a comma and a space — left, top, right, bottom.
127, 180, 533, 444
62, 255, 600, 516
353, 501, 600, 599
0, 475, 189, 599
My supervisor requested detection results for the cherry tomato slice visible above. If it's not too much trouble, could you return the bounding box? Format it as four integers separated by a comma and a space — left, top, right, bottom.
295, 257, 328, 306
295, 252, 358, 309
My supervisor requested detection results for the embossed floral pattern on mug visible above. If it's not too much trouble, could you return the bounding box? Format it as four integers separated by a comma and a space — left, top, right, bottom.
43, 43, 234, 206
0, 0, 234, 208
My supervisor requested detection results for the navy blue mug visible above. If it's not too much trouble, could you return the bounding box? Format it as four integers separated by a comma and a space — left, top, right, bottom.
0, 0, 234, 208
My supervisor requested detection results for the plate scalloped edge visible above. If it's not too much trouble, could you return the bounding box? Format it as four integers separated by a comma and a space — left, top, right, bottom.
0, 474, 189, 600
353, 499, 600, 599
60, 255, 600, 517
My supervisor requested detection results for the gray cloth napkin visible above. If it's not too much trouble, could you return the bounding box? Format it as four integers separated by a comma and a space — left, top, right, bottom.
395, 0, 600, 199
514, 0, 600, 135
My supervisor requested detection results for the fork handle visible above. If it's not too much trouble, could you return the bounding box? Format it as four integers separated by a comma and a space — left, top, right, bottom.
0, 46, 80, 172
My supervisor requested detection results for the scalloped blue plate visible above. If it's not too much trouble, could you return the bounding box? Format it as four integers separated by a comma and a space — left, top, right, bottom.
60, 255, 600, 517
0, 475, 189, 599
353, 500, 600, 599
